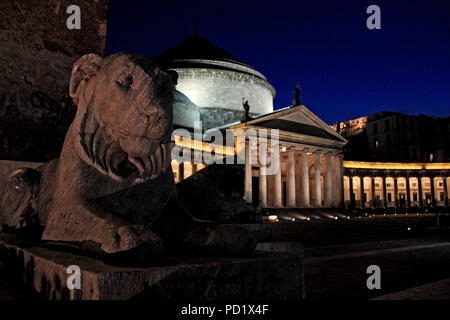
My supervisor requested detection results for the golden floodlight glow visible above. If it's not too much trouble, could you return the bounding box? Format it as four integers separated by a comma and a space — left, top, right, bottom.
268, 215, 278, 222
173, 135, 235, 156
343, 161, 450, 170
424, 163, 450, 170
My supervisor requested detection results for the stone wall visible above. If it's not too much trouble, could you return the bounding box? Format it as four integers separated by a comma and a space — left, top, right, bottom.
0, 0, 108, 161
174, 68, 275, 115
0, 233, 304, 300
200, 107, 257, 129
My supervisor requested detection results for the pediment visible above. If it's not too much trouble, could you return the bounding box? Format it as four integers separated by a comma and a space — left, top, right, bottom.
245, 105, 348, 144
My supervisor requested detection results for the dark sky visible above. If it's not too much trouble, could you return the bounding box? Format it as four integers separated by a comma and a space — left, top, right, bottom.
106, 0, 450, 124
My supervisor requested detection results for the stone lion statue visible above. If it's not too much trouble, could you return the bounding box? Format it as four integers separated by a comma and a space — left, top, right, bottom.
0, 52, 256, 262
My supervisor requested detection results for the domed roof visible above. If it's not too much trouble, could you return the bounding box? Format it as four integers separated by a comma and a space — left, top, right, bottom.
155, 33, 246, 65
173, 90, 198, 107
153, 30, 267, 80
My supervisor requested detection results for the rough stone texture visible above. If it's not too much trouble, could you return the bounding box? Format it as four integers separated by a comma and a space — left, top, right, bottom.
0, 0, 108, 161
0, 168, 40, 230
177, 164, 259, 223
12, 53, 179, 257
1, 52, 256, 260
238, 223, 275, 242
256, 241, 304, 257
0, 233, 304, 300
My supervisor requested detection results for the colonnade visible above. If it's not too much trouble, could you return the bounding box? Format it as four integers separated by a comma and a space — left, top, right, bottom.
244, 143, 344, 208
344, 175, 449, 208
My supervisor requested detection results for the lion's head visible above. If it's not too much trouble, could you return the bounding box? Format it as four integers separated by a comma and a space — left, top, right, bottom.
69, 52, 178, 183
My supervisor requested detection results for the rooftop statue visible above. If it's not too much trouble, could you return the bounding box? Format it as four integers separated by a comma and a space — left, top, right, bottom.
292, 84, 301, 107
241, 97, 252, 122
0, 52, 256, 262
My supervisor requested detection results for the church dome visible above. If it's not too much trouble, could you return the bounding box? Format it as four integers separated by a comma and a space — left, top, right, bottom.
155, 33, 246, 66
154, 30, 276, 129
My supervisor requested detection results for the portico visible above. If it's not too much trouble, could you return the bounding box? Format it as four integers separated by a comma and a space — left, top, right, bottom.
233, 105, 347, 208
170, 105, 348, 208
243, 146, 344, 208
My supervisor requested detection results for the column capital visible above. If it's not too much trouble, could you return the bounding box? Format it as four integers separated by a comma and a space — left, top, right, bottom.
313, 149, 322, 154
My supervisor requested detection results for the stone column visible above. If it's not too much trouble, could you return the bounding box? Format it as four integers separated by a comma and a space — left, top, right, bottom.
299, 151, 310, 207
339, 154, 344, 208
393, 177, 399, 208
259, 142, 268, 208
287, 147, 296, 207
444, 177, 449, 207
331, 154, 340, 207
177, 161, 184, 183
382, 177, 388, 209
406, 177, 411, 208
359, 176, 365, 208
370, 177, 376, 208
273, 145, 282, 207
190, 152, 198, 174
349, 176, 354, 208
314, 152, 322, 207
418, 176, 423, 208
326, 153, 333, 207
244, 141, 252, 204
430, 176, 436, 207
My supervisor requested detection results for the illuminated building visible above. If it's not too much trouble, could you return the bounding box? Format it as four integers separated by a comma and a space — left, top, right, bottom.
156, 30, 348, 208
332, 111, 450, 162
155, 28, 275, 130
343, 161, 449, 209
152, 31, 450, 210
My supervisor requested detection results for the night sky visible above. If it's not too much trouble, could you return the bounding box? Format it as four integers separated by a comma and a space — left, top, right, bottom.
105, 0, 450, 125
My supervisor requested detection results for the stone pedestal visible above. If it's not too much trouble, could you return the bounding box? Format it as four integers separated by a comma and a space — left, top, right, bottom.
0, 234, 303, 300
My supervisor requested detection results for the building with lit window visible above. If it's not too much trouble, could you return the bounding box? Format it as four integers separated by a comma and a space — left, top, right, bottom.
343, 161, 449, 209
333, 111, 450, 163
154, 32, 449, 210
155, 31, 348, 208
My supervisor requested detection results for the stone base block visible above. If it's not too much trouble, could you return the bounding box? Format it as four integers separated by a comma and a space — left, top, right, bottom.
0, 234, 303, 300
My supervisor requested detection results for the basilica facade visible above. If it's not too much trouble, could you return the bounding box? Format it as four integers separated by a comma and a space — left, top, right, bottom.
155, 30, 449, 211
156, 31, 348, 209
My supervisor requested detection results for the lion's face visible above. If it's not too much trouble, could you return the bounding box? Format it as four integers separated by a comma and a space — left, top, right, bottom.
69, 53, 178, 183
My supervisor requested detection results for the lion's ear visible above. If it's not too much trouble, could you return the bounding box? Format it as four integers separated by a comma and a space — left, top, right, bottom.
69, 54, 104, 102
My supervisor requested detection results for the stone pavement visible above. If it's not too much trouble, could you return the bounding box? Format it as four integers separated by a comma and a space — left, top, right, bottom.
304, 236, 450, 299
371, 278, 450, 300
